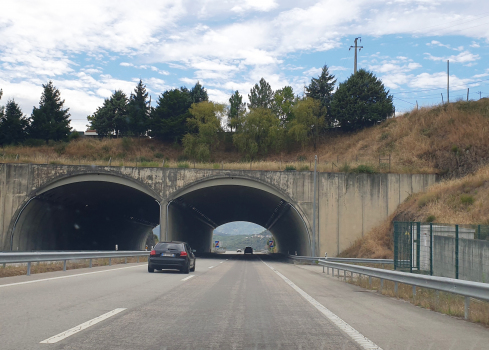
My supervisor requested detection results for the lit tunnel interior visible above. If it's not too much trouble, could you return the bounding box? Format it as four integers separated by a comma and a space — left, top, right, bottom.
10, 180, 160, 251
167, 185, 311, 255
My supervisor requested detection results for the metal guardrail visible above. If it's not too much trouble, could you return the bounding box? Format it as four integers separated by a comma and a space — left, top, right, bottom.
0, 251, 149, 276
317, 259, 489, 319
289, 255, 395, 264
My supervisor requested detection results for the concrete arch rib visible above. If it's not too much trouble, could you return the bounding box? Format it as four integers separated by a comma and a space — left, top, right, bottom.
165, 175, 312, 256
34, 173, 161, 201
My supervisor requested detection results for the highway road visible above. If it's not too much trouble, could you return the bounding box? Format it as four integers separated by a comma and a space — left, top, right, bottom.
1, 254, 489, 349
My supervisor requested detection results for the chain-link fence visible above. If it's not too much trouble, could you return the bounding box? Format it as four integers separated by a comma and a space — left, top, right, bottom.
394, 222, 489, 283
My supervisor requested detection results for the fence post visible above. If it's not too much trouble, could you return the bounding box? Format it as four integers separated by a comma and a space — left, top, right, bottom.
89, 259, 92, 268
394, 222, 398, 270
109, 258, 112, 266
416, 222, 421, 271
465, 297, 470, 320
63, 260, 67, 271
137, 256, 139, 263
394, 281, 398, 296
455, 224, 459, 279
430, 223, 433, 276
410, 222, 413, 273
27, 262, 31, 276
478, 225, 481, 240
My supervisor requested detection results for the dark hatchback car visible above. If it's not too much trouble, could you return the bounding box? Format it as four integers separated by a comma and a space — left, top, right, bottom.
148, 242, 196, 274
244, 246, 253, 254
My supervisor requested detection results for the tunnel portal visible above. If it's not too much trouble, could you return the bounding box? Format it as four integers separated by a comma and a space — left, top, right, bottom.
166, 184, 311, 255
11, 180, 160, 251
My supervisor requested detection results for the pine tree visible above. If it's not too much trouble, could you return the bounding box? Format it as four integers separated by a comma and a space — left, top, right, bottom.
127, 80, 150, 136
228, 90, 246, 132
148, 88, 192, 142
29, 81, 71, 142
0, 99, 28, 145
330, 69, 394, 131
89, 90, 128, 137
248, 78, 274, 109
306, 65, 336, 125
190, 82, 208, 103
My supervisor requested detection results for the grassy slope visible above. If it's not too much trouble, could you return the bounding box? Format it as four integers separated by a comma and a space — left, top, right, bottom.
1, 99, 489, 175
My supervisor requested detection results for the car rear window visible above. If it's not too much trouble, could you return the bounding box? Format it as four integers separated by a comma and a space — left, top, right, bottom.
156, 243, 184, 251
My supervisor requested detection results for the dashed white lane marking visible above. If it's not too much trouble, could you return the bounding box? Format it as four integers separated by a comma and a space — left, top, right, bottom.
219, 261, 223, 264
261, 260, 382, 350
208, 266, 214, 269
39, 308, 126, 344
181, 275, 195, 281
0, 264, 146, 289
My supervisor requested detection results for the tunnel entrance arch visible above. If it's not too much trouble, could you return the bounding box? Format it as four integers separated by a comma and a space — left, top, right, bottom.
165, 176, 312, 256
9, 173, 162, 251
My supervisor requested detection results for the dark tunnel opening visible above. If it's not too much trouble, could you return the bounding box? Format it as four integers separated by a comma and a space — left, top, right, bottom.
166, 184, 311, 255
11, 181, 160, 251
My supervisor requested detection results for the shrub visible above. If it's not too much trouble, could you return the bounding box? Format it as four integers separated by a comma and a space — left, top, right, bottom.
163, 162, 170, 168
23, 139, 45, 147
140, 161, 159, 167
299, 165, 310, 171
54, 142, 67, 155
353, 165, 376, 174
177, 162, 190, 168
297, 155, 307, 161
69, 131, 80, 141
339, 163, 351, 172
425, 215, 436, 223
379, 132, 389, 141
284, 165, 296, 171
460, 194, 475, 205
418, 193, 438, 208
154, 152, 164, 159
139, 156, 151, 162
213, 163, 220, 169
177, 155, 188, 162
121, 137, 132, 151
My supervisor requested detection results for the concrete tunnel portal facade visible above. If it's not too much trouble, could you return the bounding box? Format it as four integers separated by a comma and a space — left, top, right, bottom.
9, 173, 312, 255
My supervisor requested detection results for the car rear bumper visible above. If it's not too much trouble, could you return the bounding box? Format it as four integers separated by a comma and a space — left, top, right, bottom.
149, 257, 187, 270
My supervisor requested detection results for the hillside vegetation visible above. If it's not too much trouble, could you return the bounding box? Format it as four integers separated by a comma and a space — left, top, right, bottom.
341, 164, 489, 259
1, 99, 488, 176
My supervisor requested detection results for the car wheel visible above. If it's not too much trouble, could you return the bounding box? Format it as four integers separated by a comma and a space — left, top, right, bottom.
148, 266, 155, 273
182, 262, 190, 274
190, 261, 195, 272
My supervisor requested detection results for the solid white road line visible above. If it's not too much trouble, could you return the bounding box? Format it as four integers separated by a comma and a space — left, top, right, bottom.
261, 260, 382, 350
181, 275, 195, 281
208, 266, 214, 269
0, 264, 146, 289
39, 308, 126, 344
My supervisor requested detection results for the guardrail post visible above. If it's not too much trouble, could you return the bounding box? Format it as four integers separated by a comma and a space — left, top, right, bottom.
380, 278, 383, 292
455, 225, 459, 279
322, 265, 324, 273
109, 258, 112, 266
412, 285, 416, 300
2, 263, 5, 268
89, 259, 92, 268
27, 262, 31, 276
332, 268, 335, 277
394, 282, 398, 296
430, 223, 433, 276
137, 256, 139, 263
368, 276, 372, 288
465, 297, 470, 320
327, 267, 329, 275
125, 257, 127, 264
343, 270, 346, 281
63, 260, 67, 271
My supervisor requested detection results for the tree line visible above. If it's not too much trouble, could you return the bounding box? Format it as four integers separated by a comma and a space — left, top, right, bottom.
0, 66, 394, 161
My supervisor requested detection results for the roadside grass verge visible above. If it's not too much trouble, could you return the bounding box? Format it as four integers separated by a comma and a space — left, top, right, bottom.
0, 256, 148, 278
335, 270, 489, 328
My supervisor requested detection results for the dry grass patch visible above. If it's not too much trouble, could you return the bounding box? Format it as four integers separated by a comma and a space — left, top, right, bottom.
341, 273, 489, 328
0, 256, 148, 278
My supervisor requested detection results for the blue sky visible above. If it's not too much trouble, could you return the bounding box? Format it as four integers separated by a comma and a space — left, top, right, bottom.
1, 0, 489, 131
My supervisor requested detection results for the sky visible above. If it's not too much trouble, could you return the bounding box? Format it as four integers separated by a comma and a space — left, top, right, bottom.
1, 0, 489, 131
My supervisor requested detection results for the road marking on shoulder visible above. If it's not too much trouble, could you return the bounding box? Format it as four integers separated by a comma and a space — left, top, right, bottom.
261, 260, 382, 350
0, 264, 146, 289
181, 275, 195, 281
208, 266, 214, 269
40, 308, 126, 344
219, 261, 223, 264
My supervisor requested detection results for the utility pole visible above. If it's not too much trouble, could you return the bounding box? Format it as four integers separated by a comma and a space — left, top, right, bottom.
447, 60, 450, 104
477, 91, 482, 100
467, 88, 469, 101
349, 37, 363, 74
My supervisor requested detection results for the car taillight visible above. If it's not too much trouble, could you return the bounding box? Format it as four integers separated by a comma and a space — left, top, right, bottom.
150, 250, 156, 256
180, 251, 188, 257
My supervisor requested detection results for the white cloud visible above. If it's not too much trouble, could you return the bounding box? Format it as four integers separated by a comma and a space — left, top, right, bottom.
424, 51, 480, 63
231, 0, 278, 13
470, 41, 480, 48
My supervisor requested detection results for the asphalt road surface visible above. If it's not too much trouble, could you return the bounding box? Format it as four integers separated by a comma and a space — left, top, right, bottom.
1, 254, 489, 349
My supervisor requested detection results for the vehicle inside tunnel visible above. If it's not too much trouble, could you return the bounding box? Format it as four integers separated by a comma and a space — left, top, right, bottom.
10, 180, 160, 251
166, 184, 311, 256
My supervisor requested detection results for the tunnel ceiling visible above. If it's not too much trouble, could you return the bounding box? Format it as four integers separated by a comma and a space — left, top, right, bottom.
176, 185, 285, 228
